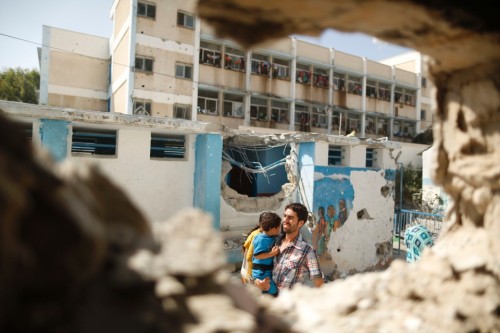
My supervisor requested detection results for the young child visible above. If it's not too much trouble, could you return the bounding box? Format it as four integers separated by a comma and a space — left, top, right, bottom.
251, 212, 281, 296
241, 222, 262, 284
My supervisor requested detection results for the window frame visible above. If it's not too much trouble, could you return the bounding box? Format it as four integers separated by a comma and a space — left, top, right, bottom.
135, 56, 153, 73
224, 47, 246, 72
311, 106, 327, 128
328, 145, 343, 166
133, 99, 152, 116
271, 100, 289, 123
71, 127, 117, 156
137, 2, 156, 19
313, 67, 329, 88
199, 41, 222, 68
271, 58, 290, 80
296, 63, 311, 85
174, 104, 191, 120
177, 11, 195, 29
250, 97, 268, 120
197, 90, 219, 115
251, 53, 270, 76
175, 63, 193, 79
150, 133, 186, 160
223, 93, 244, 118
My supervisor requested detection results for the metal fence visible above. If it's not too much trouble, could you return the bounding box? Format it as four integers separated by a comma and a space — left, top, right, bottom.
393, 209, 445, 254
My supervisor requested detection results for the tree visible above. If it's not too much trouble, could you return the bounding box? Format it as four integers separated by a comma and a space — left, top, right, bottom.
0, 68, 40, 104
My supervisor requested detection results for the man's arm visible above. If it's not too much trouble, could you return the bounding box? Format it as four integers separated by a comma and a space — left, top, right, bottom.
254, 246, 279, 260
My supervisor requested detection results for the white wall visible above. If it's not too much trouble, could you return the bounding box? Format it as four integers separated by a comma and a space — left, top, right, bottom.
70, 126, 196, 223
395, 142, 429, 168
327, 169, 395, 274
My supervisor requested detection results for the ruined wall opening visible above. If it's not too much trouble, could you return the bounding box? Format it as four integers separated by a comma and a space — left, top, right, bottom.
221, 136, 297, 212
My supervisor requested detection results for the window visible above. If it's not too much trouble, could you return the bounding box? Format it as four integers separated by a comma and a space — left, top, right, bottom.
331, 111, 343, 131
223, 93, 244, 118
250, 98, 268, 120
150, 134, 186, 159
394, 121, 402, 137
135, 56, 153, 73
421, 109, 426, 121
312, 106, 327, 128
197, 90, 219, 115
174, 104, 191, 120
71, 128, 116, 156
271, 100, 289, 123
328, 145, 343, 166
347, 113, 360, 133
313, 67, 328, 88
175, 63, 192, 79
366, 80, 377, 98
296, 63, 311, 84
377, 118, 388, 136
224, 47, 246, 71
138, 2, 156, 19
271, 58, 289, 79
394, 86, 404, 104
366, 116, 375, 134
199, 41, 222, 67
333, 72, 346, 91
133, 99, 152, 115
294, 104, 309, 125
177, 11, 195, 28
378, 82, 390, 101
251, 53, 270, 76
347, 75, 362, 95
404, 89, 416, 106
20, 122, 33, 142
366, 148, 376, 168
421, 77, 427, 88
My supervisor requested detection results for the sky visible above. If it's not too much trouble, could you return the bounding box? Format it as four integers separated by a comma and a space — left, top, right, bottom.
0, 0, 412, 71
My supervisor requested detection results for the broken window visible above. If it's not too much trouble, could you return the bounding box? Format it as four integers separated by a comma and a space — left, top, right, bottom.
313, 67, 328, 88
271, 100, 289, 123
251, 53, 270, 76
150, 133, 186, 159
175, 63, 192, 79
224, 47, 246, 72
71, 128, 117, 156
177, 11, 195, 28
296, 63, 311, 85
312, 106, 327, 128
138, 2, 156, 19
174, 104, 191, 120
133, 99, 152, 115
250, 97, 268, 120
135, 56, 153, 73
197, 90, 218, 115
223, 93, 244, 118
271, 58, 290, 80
199, 41, 222, 67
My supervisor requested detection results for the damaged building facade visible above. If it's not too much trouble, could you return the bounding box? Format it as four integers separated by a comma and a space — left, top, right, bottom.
27, 0, 433, 277
38, 0, 434, 142
2, 99, 398, 277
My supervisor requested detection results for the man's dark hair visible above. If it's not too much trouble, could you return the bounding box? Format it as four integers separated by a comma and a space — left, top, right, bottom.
285, 203, 309, 223
259, 211, 281, 231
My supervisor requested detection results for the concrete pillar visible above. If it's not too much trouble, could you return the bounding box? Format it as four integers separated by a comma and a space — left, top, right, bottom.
194, 133, 222, 229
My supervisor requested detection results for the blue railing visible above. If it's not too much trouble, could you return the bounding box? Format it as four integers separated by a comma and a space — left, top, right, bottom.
393, 209, 445, 254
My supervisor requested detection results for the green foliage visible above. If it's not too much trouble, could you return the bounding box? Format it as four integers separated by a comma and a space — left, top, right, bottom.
395, 163, 422, 210
412, 127, 433, 144
0, 67, 40, 104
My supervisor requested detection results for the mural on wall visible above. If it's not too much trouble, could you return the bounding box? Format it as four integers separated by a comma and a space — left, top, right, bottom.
312, 166, 355, 259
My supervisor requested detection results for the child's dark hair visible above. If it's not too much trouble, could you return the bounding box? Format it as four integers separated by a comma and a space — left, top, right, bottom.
259, 211, 281, 231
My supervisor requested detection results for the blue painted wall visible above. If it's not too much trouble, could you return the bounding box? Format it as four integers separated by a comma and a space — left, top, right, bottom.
39, 119, 68, 161
194, 134, 222, 229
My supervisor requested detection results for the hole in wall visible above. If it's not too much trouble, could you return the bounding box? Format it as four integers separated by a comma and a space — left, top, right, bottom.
457, 109, 467, 132
357, 208, 373, 220
460, 138, 487, 155
381, 185, 390, 197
